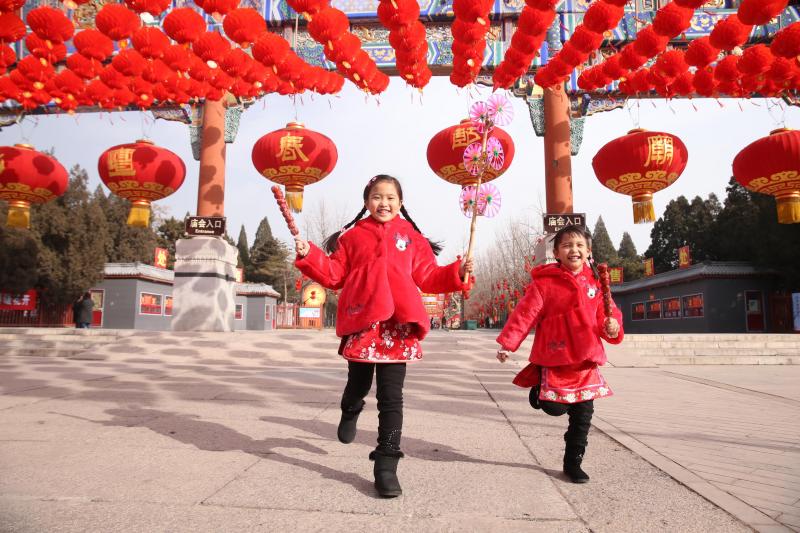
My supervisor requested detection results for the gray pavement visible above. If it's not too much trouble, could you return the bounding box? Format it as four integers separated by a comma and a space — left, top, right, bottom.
0, 328, 796, 532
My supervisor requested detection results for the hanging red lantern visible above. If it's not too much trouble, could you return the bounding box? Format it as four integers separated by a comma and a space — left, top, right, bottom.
427, 119, 515, 187
0, 0, 25, 12
25, 33, 67, 64
193, 31, 231, 68
125, 0, 171, 17
132, 27, 170, 59
163, 7, 207, 45
97, 140, 186, 227
685, 36, 719, 68
251, 122, 338, 212
633, 27, 669, 58
223, 7, 266, 48
652, 2, 694, 38
770, 22, 800, 60
95, 3, 141, 43
709, 15, 752, 51
738, 44, 774, 76
582, 1, 624, 35
0, 144, 68, 228
592, 129, 688, 223
26, 6, 74, 44
733, 128, 800, 224
0, 13, 26, 44
737, 0, 788, 26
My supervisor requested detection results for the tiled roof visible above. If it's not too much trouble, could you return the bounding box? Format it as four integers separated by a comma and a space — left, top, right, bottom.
103, 263, 280, 297
611, 261, 779, 295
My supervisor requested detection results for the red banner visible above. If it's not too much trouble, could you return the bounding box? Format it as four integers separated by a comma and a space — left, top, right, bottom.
678, 245, 691, 269
644, 258, 655, 277
0, 290, 37, 310
154, 247, 169, 269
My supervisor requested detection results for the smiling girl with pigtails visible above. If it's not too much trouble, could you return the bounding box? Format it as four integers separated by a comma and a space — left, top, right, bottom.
293, 174, 474, 498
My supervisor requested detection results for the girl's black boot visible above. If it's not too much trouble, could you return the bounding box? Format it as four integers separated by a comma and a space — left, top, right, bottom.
563, 444, 590, 483
337, 399, 365, 444
369, 450, 403, 497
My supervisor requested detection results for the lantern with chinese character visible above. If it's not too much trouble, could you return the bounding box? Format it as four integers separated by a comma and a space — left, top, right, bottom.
97, 139, 186, 227
733, 128, 800, 224
251, 122, 338, 213
0, 144, 68, 228
592, 129, 688, 223
427, 119, 514, 187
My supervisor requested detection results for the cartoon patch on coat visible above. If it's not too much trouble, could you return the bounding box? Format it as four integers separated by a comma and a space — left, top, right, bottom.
395, 233, 410, 251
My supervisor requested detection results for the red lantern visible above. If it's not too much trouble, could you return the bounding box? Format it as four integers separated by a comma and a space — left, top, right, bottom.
582, 1, 624, 35
0, 144, 68, 228
26, 6, 74, 44
95, 3, 141, 43
97, 140, 186, 227
685, 36, 719, 68
592, 129, 688, 223
709, 15, 752, 52
427, 119, 515, 187
733, 129, 800, 224
251, 122, 338, 212
738, 0, 788, 26
223, 8, 266, 48
652, 2, 693, 38
163, 8, 207, 45
73, 29, 114, 61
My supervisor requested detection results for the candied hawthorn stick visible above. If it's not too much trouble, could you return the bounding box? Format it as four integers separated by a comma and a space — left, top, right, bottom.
271, 186, 299, 236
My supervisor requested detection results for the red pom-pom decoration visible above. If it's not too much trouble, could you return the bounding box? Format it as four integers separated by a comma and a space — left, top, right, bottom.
633, 27, 669, 58
709, 15, 752, 51
582, 1, 624, 35
738, 0, 789, 26
770, 22, 800, 59
652, 2, 694, 38
619, 44, 648, 70
738, 44, 774, 76
654, 50, 688, 79
685, 36, 719, 67
569, 25, 603, 54
714, 55, 740, 82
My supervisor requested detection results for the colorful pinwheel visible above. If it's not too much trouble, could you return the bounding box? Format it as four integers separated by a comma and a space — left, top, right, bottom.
469, 101, 492, 133
478, 182, 501, 218
487, 93, 513, 126
459, 185, 478, 217
463, 141, 484, 176
485, 136, 505, 171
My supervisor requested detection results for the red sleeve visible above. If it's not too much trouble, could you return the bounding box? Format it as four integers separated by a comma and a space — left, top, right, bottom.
411, 237, 469, 294
597, 295, 624, 344
496, 280, 544, 352
294, 241, 348, 290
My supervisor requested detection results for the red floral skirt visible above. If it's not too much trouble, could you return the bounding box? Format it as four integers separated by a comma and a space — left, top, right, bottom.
512, 360, 613, 404
339, 319, 422, 363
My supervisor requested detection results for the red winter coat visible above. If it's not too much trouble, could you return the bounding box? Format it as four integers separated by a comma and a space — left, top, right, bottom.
295, 216, 468, 340
497, 263, 623, 368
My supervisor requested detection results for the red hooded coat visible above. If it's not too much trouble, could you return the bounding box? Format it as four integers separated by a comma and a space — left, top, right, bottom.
295, 216, 468, 340
497, 263, 623, 370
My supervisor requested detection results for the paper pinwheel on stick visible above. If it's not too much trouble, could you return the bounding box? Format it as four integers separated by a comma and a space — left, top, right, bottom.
461, 94, 514, 284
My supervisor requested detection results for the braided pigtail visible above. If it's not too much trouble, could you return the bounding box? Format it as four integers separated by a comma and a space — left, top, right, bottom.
400, 205, 443, 255
322, 207, 367, 253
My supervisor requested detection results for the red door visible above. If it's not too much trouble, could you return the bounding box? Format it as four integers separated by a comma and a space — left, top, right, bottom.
745, 290, 764, 332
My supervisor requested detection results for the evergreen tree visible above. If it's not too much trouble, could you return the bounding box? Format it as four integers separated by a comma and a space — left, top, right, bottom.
96, 187, 158, 263
0, 224, 40, 293
31, 165, 109, 305
155, 214, 186, 269
247, 217, 288, 286
236, 224, 250, 269
590, 216, 618, 265
617, 232, 644, 282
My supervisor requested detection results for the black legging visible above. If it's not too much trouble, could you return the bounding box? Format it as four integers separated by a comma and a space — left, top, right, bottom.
540, 399, 594, 448
341, 361, 406, 453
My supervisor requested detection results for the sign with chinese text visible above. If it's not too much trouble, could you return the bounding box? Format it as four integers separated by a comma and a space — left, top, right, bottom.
0, 290, 37, 311
185, 216, 226, 236
298, 307, 321, 318
678, 246, 691, 269
154, 247, 168, 269
609, 267, 624, 284
543, 213, 586, 234
644, 258, 654, 277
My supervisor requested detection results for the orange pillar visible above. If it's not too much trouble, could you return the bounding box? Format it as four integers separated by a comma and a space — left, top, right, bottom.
197, 99, 227, 217
543, 86, 573, 213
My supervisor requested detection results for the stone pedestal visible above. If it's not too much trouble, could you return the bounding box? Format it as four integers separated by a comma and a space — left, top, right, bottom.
171, 237, 238, 332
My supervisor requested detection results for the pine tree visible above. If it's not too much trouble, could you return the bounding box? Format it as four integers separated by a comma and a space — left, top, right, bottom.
96, 187, 158, 263
0, 225, 40, 293
31, 165, 110, 305
247, 217, 288, 286
590, 216, 618, 265
155, 214, 186, 269
236, 225, 250, 269
617, 232, 644, 282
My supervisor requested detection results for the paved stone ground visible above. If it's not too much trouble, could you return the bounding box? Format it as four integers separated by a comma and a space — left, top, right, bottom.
0, 328, 795, 532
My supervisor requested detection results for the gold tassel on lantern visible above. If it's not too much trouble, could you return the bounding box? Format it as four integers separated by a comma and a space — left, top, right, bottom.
776, 193, 800, 224
285, 185, 304, 213
632, 193, 656, 224
127, 199, 151, 227
6, 200, 31, 228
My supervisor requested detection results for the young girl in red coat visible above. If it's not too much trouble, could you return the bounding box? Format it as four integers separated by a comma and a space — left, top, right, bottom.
293, 174, 473, 497
496, 225, 623, 483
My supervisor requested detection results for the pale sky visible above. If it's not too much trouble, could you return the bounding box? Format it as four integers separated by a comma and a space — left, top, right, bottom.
2, 77, 798, 263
